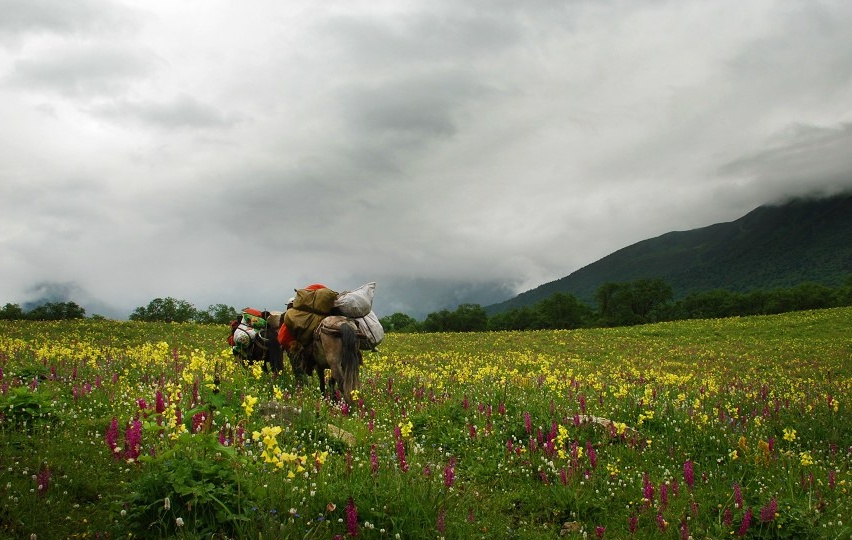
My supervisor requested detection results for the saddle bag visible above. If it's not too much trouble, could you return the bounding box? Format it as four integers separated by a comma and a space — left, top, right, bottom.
334, 282, 376, 318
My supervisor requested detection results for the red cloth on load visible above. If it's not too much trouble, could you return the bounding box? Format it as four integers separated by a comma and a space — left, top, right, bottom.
277, 284, 327, 349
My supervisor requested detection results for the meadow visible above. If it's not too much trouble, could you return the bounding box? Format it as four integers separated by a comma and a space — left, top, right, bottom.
0, 308, 850, 539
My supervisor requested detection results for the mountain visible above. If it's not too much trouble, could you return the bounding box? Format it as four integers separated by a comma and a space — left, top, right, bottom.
485, 192, 852, 314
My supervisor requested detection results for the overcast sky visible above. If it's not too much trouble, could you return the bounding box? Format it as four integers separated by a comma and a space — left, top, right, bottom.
2, 0, 852, 319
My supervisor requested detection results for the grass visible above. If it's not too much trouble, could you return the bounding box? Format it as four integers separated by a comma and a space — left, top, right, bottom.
0, 308, 850, 539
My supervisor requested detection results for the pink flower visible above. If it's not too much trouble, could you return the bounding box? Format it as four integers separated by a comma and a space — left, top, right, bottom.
36, 466, 51, 498
642, 473, 655, 504
655, 512, 667, 531
123, 419, 143, 461
759, 499, 777, 522
443, 457, 456, 488
345, 497, 358, 537
396, 439, 408, 472
737, 508, 752, 536
105, 417, 120, 459
370, 445, 379, 475
683, 460, 694, 488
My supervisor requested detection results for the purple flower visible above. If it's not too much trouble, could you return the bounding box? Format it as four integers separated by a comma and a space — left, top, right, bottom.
760, 499, 777, 522
642, 473, 654, 504
443, 457, 456, 488
396, 439, 408, 472
123, 418, 143, 461
105, 417, 120, 458
345, 497, 358, 537
36, 466, 51, 498
737, 508, 752, 537
683, 460, 694, 488
733, 482, 743, 508
370, 445, 379, 475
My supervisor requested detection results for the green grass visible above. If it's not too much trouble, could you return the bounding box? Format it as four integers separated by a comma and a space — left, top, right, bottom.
1, 308, 850, 539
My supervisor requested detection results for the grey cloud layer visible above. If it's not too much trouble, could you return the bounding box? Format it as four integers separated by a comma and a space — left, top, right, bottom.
1, 1, 852, 319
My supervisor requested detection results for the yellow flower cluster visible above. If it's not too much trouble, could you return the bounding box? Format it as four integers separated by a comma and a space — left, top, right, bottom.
242, 395, 258, 417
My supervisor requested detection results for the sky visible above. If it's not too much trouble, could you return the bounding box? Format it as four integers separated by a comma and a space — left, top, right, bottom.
2, 0, 852, 320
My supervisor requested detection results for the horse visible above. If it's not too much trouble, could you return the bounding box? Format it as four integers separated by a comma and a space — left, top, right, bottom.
294, 315, 362, 405
233, 326, 285, 375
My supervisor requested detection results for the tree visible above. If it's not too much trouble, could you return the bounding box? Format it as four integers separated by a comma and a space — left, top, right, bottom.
449, 304, 488, 332
422, 309, 453, 332
380, 312, 419, 333
195, 304, 239, 325
0, 303, 24, 320
535, 292, 593, 329
26, 301, 86, 320
130, 297, 198, 323
595, 279, 673, 326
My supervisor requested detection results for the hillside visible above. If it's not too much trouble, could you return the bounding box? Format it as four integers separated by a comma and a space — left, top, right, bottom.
486, 192, 852, 314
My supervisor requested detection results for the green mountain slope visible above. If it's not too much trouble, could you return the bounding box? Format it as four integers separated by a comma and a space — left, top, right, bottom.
486, 192, 852, 314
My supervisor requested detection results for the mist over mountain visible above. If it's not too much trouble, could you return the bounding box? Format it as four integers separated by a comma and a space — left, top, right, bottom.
486, 192, 852, 315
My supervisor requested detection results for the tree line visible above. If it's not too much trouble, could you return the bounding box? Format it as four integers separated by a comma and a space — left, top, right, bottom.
381, 275, 852, 332
0, 298, 239, 324
4, 275, 850, 329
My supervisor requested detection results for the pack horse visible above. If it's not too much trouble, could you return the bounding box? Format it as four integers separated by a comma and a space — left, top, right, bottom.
307, 315, 361, 405
230, 283, 384, 406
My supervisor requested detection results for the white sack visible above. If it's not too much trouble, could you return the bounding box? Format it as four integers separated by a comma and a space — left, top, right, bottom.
334, 282, 376, 318
354, 310, 384, 350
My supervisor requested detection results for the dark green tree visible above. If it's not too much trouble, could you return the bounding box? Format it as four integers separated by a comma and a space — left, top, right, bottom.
535, 292, 593, 329
130, 297, 198, 323
422, 309, 453, 332
0, 303, 25, 320
449, 304, 488, 332
195, 304, 239, 325
27, 301, 86, 320
595, 278, 672, 326
379, 312, 419, 333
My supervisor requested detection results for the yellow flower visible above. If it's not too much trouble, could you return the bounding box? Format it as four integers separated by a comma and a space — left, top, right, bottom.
800, 451, 814, 467
398, 420, 413, 439
273, 386, 283, 400
783, 427, 797, 442
729, 449, 739, 461
242, 395, 258, 417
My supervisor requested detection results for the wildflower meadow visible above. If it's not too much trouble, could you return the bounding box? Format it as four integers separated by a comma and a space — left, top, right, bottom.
0, 307, 850, 539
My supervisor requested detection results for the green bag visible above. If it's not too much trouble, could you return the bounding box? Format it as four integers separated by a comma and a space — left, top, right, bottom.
283, 287, 339, 345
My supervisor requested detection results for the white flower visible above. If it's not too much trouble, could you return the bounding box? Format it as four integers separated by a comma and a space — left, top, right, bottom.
175, 517, 184, 527
164, 497, 171, 510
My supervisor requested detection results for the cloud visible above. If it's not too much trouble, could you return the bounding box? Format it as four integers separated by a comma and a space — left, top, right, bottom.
719, 123, 852, 203
6, 44, 157, 97
0, 0, 141, 43
2, 1, 852, 319
88, 94, 240, 130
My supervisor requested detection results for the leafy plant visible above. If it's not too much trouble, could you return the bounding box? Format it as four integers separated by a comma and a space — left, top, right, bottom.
118, 433, 255, 538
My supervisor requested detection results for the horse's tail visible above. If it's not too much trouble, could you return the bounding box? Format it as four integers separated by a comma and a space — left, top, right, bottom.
338, 321, 360, 401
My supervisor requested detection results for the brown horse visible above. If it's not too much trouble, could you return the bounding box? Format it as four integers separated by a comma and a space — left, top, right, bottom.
303, 315, 361, 405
